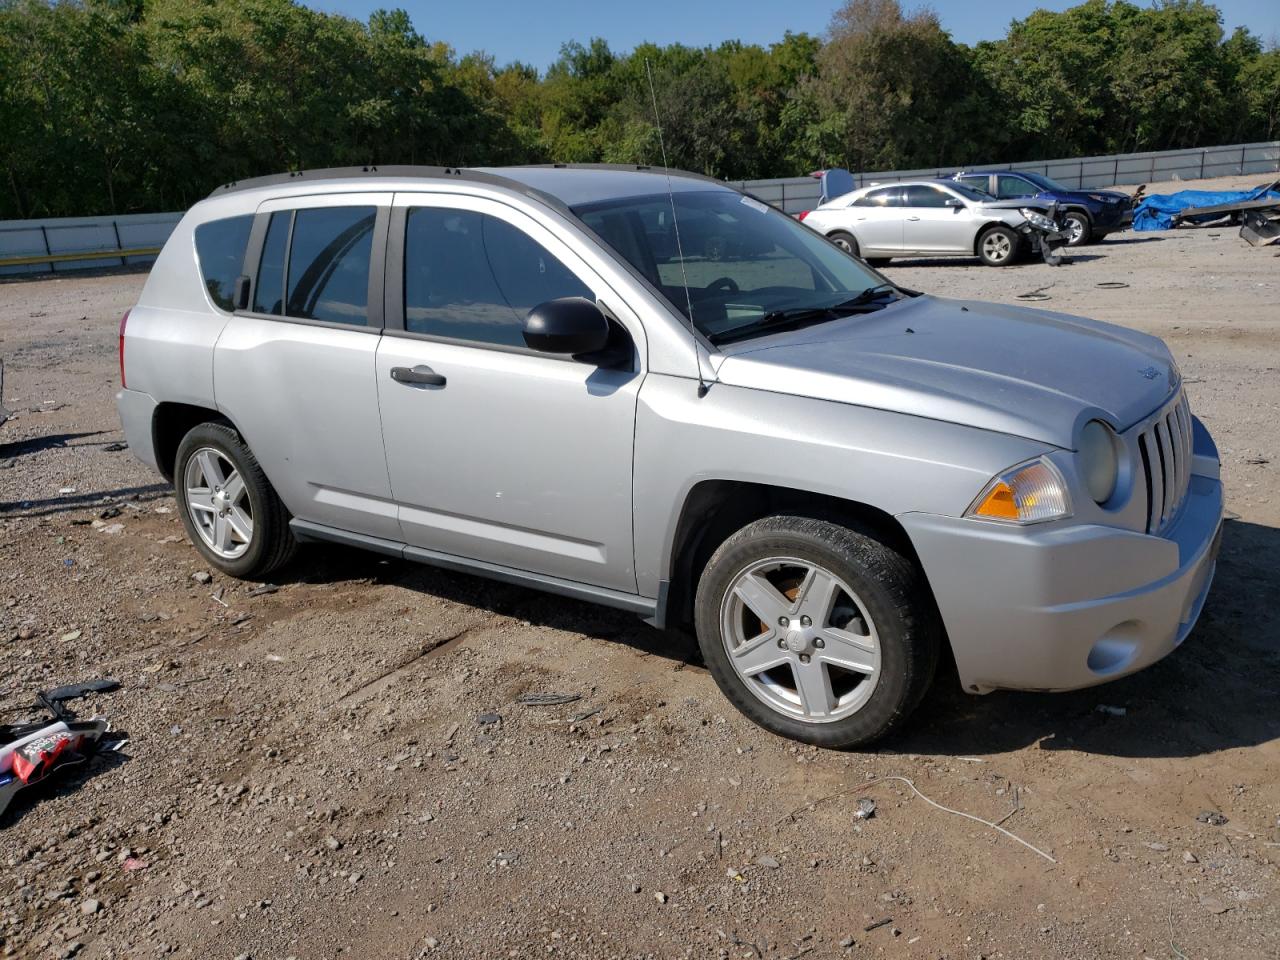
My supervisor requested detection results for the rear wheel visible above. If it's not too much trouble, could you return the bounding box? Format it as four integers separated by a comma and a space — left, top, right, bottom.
827, 230, 859, 257
977, 225, 1018, 266
175, 422, 296, 579
865, 257, 892, 268
1063, 210, 1092, 246
694, 516, 939, 748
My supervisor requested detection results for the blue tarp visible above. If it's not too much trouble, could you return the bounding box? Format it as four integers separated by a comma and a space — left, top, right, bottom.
1133, 183, 1280, 231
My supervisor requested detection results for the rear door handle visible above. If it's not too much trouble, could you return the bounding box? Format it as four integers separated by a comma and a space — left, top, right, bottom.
390, 365, 446, 387
906, 216, 921, 221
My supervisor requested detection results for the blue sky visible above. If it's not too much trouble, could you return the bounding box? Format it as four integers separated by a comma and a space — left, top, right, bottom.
306, 0, 1280, 70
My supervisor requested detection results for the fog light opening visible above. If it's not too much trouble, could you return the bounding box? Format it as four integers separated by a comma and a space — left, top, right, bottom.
1087, 621, 1141, 675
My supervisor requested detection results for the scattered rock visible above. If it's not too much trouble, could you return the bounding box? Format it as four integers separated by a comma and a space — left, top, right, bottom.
755, 854, 780, 869
103, 442, 128, 452
476, 712, 501, 725
80, 899, 100, 915
855, 797, 877, 820
1146, 842, 1169, 851
60, 629, 82, 642
1183, 851, 1199, 863
1200, 896, 1231, 915
654, 891, 667, 904
191, 571, 213, 584
325, 836, 342, 851
1196, 810, 1228, 826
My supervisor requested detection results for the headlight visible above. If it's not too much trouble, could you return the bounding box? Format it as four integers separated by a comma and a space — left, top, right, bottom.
966, 457, 1072, 525
1019, 208, 1056, 231
1079, 419, 1119, 504
1087, 193, 1113, 203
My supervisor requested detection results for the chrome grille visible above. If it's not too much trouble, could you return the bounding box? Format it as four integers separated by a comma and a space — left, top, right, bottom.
1136, 392, 1192, 534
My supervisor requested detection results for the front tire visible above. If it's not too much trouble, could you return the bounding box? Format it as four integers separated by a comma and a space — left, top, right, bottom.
694, 516, 939, 748
175, 422, 296, 579
977, 225, 1018, 266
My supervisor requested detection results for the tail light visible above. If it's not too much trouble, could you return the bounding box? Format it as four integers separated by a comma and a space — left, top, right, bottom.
118, 309, 130, 388
797, 210, 810, 221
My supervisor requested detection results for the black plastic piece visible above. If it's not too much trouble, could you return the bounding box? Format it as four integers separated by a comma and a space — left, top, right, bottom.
523, 297, 610, 356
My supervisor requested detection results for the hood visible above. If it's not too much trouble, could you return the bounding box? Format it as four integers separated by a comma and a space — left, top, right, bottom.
712, 295, 1178, 449
1044, 188, 1129, 204
975, 197, 1056, 215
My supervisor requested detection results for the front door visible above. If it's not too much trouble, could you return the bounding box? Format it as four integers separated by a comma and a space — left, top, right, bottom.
900, 185, 979, 254
847, 186, 904, 255
375, 193, 643, 592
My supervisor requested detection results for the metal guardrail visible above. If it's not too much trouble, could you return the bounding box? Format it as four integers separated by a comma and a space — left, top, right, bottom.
2, 140, 1277, 273
736, 140, 1280, 214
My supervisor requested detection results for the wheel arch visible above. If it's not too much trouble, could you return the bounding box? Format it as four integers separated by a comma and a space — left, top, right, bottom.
971, 220, 1015, 255
152, 401, 234, 482
661, 479, 927, 634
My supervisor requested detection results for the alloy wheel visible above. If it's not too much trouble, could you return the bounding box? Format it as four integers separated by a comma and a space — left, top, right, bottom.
184, 447, 254, 560
719, 557, 881, 723
982, 231, 1013, 263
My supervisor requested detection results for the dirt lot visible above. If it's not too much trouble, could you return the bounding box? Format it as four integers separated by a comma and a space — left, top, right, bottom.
1, 175, 1277, 960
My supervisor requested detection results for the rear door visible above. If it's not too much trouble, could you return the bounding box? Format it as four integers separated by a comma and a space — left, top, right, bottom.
374, 192, 644, 592
845, 187, 904, 254
901, 185, 977, 254
213, 192, 400, 541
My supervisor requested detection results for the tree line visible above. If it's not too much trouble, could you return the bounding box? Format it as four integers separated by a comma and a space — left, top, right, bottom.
1, 0, 1278, 219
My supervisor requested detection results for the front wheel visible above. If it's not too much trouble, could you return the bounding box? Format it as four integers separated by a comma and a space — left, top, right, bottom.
977, 225, 1018, 266
694, 516, 939, 748
175, 422, 297, 579
827, 230, 859, 257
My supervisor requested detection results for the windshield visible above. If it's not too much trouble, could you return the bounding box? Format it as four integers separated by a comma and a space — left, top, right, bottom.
573, 190, 885, 342
1021, 171, 1070, 192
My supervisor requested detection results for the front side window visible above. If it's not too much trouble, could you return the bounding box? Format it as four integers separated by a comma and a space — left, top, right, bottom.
958, 175, 990, 193
997, 175, 1038, 199
194, 214, 253, 311
252, 206, 376, 325
575, 190, 887, 343
403, 208, 592, 347
901, 185, 951, 208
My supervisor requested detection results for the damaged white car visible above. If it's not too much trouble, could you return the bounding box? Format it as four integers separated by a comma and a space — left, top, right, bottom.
800, 179, 1068, 267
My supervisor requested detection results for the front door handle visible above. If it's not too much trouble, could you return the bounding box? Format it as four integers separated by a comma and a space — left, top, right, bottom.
390, 365, 446, 387
906, 215, 921, 221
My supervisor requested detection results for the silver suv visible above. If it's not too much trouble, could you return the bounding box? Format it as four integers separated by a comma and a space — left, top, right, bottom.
116, 165, 1223, 747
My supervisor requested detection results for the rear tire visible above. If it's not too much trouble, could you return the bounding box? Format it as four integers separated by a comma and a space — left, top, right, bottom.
175, 422, 296, 579
865, 257, 892, 267
827, 230, 859, 257
693, 515, 939, 748
977, 225, 1018, 266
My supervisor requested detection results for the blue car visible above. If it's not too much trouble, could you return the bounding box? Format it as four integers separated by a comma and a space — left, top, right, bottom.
949, 170, 1134, 246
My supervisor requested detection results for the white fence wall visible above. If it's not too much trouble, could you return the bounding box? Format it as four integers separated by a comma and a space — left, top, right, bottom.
0, 212, 181, 277
736, 140, 1280, 214
2, 140, 1277, 275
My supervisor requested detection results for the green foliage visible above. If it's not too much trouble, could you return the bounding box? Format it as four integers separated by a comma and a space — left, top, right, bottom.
0, 0, 1275, 218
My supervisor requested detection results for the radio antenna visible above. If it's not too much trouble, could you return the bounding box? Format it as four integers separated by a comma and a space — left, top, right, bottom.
645, 58, 708, 398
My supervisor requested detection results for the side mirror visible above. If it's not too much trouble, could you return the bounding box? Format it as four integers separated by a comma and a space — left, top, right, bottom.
523, 297, 611, 357
945, 197, 964, 210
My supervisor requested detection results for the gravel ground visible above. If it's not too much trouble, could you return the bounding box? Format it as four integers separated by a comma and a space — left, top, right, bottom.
1, 174, 1277, 960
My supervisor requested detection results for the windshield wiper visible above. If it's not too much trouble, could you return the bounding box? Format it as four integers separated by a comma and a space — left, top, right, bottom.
708, 284, 909, 346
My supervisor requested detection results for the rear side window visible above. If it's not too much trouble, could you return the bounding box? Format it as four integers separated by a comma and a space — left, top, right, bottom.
193, 215, 253, 311
853, 188, 901, 207
287, 207, 376, 325
901, 185, 950, 208
253, 211, 289, 315
403, 208, 591, 348
252, 206, 376, 325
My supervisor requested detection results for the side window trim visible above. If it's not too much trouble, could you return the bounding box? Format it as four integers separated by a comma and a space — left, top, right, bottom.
235, 201, 389, 332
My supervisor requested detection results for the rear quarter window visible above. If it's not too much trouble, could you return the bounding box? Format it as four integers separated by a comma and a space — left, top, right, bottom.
193, 215, 253, 311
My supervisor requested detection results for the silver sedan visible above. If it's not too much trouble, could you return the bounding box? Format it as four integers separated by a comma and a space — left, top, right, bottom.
800, 180, 1066, 266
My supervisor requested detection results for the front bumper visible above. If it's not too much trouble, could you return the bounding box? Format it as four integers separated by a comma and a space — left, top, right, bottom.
116, 388, 160, 473
900, 472, 1223, 694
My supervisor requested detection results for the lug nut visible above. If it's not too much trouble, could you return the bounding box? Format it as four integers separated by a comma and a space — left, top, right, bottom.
814, 638, 825, 649
800, 615, 812, 627
799, 654, 811, 664
778, 616, 789, 627
777, 638, 787, 649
